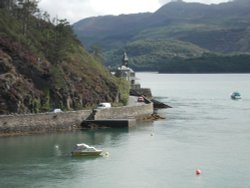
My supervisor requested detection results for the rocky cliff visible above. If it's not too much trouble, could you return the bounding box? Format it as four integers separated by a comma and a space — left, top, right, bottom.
0, 8, 129, 115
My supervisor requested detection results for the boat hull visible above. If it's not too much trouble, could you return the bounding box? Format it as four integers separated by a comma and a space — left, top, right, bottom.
231, 96, 241, 100
230, 92, 241, 100
71, 151, 102, 156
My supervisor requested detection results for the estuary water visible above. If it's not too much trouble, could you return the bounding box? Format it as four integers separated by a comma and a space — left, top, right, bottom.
1, 73, 250, 188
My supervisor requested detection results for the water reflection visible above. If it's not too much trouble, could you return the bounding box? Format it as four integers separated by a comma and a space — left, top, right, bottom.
0, 128, 133, 188
0, 128, 132, 162
79, 128, 129, 146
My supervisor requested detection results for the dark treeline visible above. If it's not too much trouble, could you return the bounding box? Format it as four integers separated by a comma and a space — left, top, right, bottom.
0, 0, 76, 64
159, 54, 250, 73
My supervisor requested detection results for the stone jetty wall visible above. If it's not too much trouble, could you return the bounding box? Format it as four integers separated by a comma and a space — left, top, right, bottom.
94, 103, 153, 120
0, 110, 92, 136
0, 103, 154, 136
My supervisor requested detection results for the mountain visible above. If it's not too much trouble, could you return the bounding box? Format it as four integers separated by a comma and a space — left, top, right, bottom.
73, 0, 250, 70
0, 5, 129, 115
145, 0, 250, 52
73, 13, 151, 50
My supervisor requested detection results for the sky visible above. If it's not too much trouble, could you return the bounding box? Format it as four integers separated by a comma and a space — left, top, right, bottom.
38, 0, 230, 24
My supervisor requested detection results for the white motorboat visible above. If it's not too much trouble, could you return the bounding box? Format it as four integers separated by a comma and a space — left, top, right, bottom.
71, 143, 103, 156
230, 91, 241, 100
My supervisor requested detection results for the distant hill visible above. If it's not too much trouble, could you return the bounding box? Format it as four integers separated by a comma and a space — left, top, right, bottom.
73, 0, 250, 70
104, 39, 208, 71
73, 13, 151, 50
0, 4, 129, 115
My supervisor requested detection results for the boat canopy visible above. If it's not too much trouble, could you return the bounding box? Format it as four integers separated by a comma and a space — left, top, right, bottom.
75, 143, 90, 149
232, 92, 241, 96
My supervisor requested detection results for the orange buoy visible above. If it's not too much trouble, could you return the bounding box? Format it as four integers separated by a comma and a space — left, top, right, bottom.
196, 169, 202, 175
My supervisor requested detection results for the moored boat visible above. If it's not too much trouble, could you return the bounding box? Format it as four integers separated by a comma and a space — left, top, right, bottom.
71, 143, 103, 156
230, 91, 241, 100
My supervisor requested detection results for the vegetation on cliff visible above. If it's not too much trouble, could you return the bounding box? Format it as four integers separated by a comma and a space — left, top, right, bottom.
0, 1, 129, 115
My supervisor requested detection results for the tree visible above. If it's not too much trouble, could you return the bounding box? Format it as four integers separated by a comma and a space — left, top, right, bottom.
91, 44, 103, 60
0, 0, 16, 10
45, 19, 74, 64
16, 0, 39, 35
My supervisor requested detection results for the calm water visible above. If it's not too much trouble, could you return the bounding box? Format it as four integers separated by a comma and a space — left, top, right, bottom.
1, 73, 250, 188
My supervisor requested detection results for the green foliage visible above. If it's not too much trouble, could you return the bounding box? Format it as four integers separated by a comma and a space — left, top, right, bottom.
38, 87, 49, 112
115, 78, 129, 106
159, 53, 250, 73
32, 97, 41, 113
103, 39, 207, 70
50, 65, 67, 89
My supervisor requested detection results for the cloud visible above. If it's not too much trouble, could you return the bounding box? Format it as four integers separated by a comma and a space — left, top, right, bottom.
38, 0, 230, 24
39, 0, 98, 24
90, 0, 160, 15
39, 0, 160, 24
158, 0, 171, 5
158, 0, 229, 6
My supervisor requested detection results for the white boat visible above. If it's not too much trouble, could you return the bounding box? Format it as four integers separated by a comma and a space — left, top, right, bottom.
71, 143, 103, 156
230, 91, 241, 100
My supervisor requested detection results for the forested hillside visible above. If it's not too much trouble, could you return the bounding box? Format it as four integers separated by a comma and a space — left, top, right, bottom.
0, 0, 129, 115
105, 39, 208, 70
73, 0, 250, 71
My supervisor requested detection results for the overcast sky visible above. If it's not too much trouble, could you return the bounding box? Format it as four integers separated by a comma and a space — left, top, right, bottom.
38, 0, 230, 24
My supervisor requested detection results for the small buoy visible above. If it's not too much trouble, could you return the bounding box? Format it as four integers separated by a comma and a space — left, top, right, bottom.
150, 133, 153, 136
196, 169, 202, 175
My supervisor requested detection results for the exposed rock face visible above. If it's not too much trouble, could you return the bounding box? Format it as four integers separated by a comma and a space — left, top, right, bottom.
143, 113, 165, 121
0, 49, 42, 114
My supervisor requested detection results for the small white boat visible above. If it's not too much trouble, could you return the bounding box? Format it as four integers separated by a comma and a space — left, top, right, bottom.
230, 91, 241, 100
71, 143, 103, 156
